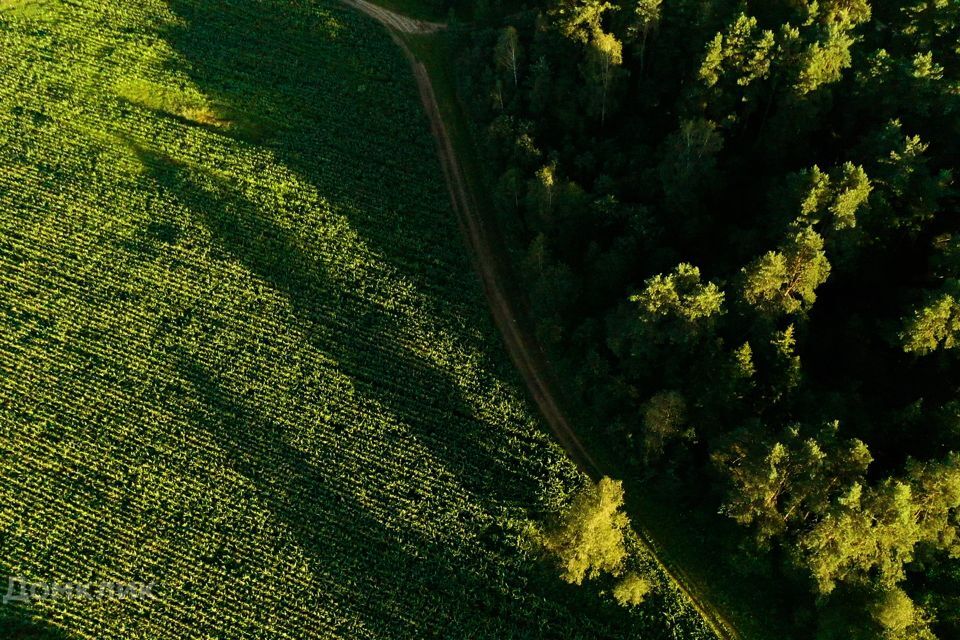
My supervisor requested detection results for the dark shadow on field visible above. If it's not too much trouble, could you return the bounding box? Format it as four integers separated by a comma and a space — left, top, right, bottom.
148, 0, 552, 511
177, 356, 511, 637
177, 354, 653, 638
134, 141, 532, 512
120, 0, 659, 633
137, 141, 655, 636
0, 556, 69, 638
0, 593, 71, 640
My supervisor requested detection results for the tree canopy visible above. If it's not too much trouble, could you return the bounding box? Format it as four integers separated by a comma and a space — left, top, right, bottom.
456, 0, 960, 634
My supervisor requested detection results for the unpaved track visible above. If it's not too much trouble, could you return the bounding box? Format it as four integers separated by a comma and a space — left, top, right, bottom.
340, 0, 444, 33
407, 57, 604, 476
347, 3, 602, 475
340, 4, 740, 639
412, 61, 742, 637
397, 44, 737, 640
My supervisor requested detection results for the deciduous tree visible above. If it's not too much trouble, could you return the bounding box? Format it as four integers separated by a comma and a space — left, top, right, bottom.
641, 390, 689, 460
494, 26, 522, 86
799, 453, 960, 594
902, 290, 960, 355
550, 0, 615, 44
585, 30, 623, 125
714, 421, 871, 547
612, 572, 653, 607
542, 477, 631, 584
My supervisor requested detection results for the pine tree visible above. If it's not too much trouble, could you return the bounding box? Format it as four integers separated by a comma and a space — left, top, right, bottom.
742, 226, 831, 316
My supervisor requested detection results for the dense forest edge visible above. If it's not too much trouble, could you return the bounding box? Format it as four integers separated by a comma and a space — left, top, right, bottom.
423, 0, 959, 638
364, 10, 731, 638
391, 14, 746, 640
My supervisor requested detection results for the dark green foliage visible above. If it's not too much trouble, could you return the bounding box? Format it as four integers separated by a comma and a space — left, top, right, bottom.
456, 0, 960, 635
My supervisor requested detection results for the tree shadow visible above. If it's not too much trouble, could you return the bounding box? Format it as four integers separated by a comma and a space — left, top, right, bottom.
176, 355, 502, 636
153, 0, 489, 329
0, 609, 71, 640
0, 576, 72, 640
176, 351, 649, 638
128, 0, 584, 515
123, 147, 650, 635
131, 140, 543, 511
116, 0, 677, 635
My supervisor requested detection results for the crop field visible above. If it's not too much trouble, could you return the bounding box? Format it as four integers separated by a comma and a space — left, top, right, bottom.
0, 0, 713, 638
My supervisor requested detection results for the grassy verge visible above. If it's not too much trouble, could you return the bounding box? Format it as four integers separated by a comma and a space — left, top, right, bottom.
627, 486, 792, 640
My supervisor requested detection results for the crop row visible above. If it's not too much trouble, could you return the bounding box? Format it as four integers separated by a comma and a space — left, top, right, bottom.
0, 0, 660, 638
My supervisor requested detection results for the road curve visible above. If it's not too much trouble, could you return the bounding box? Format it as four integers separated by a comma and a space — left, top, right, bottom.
338, 3, 742, 639
340, 0, 445, 33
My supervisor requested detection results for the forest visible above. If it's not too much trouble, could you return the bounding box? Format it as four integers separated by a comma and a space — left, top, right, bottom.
453, 0, 960, 637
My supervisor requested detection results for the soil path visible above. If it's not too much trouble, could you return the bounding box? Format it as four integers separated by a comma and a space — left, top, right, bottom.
339, 4, 742, 639
342, 0, 603, 475
340, 0, 444, 33
408, 57, 604, 475
406, 61, 740, 640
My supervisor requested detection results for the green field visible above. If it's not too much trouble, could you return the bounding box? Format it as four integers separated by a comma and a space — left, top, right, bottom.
0, 0, 713, 637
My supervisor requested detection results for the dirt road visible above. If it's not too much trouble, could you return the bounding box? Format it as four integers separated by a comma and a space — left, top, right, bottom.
339, 3, 741, 639
406, 58, 740, 640
346, 3, 602, 474
406, 64, 605, 478
340, 0, 444, 33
